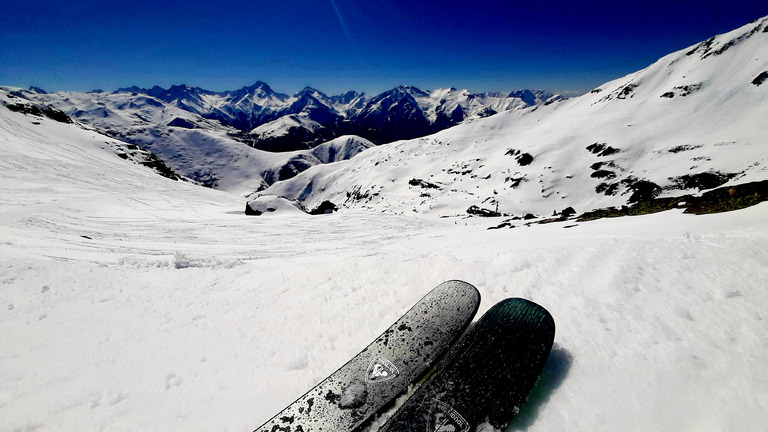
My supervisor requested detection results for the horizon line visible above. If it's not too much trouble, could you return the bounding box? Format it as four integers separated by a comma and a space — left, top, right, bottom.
7, 81, 590, 98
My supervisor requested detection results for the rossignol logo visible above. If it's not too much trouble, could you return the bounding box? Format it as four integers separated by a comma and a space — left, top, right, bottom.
366, 356, 399, 383
428, 400, 469, 432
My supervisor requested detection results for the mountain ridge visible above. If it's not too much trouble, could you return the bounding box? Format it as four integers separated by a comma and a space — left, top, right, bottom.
259, 15, 768, 219
6, 78, 557, 194
5, 15, 765, 216
109, 82, 559, 148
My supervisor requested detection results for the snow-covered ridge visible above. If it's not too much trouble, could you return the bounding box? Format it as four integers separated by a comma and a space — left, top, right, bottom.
2, 76, 768, 431
250, 114, 323, 139
24, 80, 557, 152
0, 87, 374, 195
113, 82, 556, 135
4, 79, 558, 189
259, 135, 375, 185
262, 16, 768, 218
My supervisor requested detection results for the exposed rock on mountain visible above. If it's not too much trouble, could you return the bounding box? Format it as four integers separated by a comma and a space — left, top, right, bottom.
261, 16, 768, 219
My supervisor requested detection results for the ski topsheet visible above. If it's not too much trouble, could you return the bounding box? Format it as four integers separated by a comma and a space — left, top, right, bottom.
378, 298, 555, 432
253, 280, 481, 432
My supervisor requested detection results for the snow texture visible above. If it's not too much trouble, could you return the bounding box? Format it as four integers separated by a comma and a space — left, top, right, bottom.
1, 15, 767, 432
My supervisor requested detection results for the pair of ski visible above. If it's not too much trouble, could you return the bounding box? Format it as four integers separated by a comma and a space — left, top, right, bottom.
254, 280, 555, 432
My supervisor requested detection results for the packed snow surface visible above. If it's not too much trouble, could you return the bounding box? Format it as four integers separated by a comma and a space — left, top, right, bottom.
1, 85, 767, 431
3, 15, 768, 432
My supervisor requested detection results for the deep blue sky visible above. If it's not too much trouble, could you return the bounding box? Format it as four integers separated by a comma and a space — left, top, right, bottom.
1, 1, 766, 96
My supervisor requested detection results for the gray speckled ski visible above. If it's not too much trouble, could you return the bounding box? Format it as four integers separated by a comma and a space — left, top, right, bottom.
378, 298, 556, 432
254, 280, 481, 432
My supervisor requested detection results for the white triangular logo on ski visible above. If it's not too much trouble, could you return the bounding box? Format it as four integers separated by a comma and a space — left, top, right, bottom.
428, 400, 469, 432
366, 356, 399, 383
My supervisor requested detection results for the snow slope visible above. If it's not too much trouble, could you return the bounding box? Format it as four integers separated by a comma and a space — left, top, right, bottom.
249, 114, 323, 140
265, 16, 768, 218
6, 81, 559, 190
2, 15, 768, 432
258, 135, 375, 185
0, 88, 374, 195
1, 98, 767, 431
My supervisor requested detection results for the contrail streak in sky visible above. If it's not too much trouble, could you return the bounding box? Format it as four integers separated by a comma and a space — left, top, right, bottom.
330, 0, 364, 68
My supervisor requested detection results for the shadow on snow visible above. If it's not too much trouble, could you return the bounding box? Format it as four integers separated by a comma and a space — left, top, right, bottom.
506, 344, 573, 431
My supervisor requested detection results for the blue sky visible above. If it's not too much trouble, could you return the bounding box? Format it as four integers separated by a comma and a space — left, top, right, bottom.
1, 1, 765, 96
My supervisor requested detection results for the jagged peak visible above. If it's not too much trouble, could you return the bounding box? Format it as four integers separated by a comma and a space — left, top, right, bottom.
115, 85, 146, 94
230, 81, 289, 100
148, 85, 166, 95
244, 81, 273, 92
329, 90, 367, 102
393, 84, 428, 95
684, 14, 767, 60
377, 85, 425, 101
166, 83, 202, 92
337, 90, 364, 97
159, 84, 209, 103
509, 89, 555, 106
296, 86, 329, 100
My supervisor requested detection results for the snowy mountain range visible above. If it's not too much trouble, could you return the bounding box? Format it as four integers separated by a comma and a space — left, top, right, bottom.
0, 86, 379, 194
113, 82, 556, 150
260, 16, 768, 220
2, 82, 555, 194
1, 15, 768, 432
1, 16, 766, 220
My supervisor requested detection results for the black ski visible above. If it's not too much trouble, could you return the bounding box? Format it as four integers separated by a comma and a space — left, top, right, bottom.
378, 298, 555, 432
254, 280, 481, 432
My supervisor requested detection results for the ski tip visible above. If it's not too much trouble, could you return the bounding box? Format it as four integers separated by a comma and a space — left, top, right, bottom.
483, 297, 556, 339
434, 280, 481, 303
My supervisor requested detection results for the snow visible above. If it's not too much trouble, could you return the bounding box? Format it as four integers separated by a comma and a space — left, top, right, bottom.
248, 114, 322, 138
0, 88, 377, 196
265, 16, 768, 217
306, 135, 375, 163
1, 15, 768, 432
245, 195, 305, 215
96, 81, 544, 133
4, 80, 560, 198
1, 92, 768, 431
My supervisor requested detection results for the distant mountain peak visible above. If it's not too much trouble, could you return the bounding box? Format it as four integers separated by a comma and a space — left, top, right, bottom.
296, 86, 329, 100
259, 14, 768, 216
115, 85, 148, 94
244, 81, 273, 92
508, 89, 556, 106
382, 85, 425, 99
161, 84, 209, 102
19, 78, 560, 149
230, 81, 288, 101
148, 85, 166, 97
